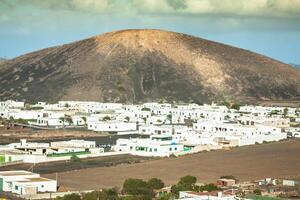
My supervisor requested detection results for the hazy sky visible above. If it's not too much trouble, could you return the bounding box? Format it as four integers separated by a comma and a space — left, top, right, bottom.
0, 0, 300, 63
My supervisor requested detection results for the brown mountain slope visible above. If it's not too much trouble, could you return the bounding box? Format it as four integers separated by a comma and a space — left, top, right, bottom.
0, 29, 300, 103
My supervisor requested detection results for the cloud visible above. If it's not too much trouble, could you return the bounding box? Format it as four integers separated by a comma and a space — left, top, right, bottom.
129, 0, 300, 18
1, 0, 300, 18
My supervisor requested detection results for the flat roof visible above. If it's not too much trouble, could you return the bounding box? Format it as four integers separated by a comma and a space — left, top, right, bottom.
0, 171, 37, 177
16, 177, 54, 183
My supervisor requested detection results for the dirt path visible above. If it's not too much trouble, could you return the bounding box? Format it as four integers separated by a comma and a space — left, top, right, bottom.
43, 139, 300, 190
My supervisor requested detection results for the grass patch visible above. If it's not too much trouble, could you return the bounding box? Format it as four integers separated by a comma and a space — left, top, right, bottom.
47, 151, 91, 157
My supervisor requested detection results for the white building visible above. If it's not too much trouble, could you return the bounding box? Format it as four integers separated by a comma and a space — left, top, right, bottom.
193, 121, 287, 146
114, 135, 184, 157
178, 191, 240, 200
0, 171, 57, 195
0, 100, 25, 109
87, 121, 137, 132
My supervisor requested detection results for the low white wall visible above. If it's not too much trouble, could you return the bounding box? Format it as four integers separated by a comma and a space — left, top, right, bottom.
20, 190, 93, 200
23, 151, 129, 163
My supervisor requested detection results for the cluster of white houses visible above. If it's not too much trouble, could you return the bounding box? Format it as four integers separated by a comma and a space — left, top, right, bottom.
1, 100, 300, 158
0, 139, 104, 164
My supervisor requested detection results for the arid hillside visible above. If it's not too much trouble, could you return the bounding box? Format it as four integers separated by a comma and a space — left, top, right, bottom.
0, 29, 300, 103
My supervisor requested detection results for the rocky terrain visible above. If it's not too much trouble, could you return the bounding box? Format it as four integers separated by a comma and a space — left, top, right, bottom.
0, 57, 6, 64
0, 29, 299, 103
291, 63, 300, 69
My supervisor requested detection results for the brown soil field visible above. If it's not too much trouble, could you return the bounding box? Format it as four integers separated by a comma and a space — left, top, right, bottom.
0, 129, 107, 144
43, 139, 300, 190
0, 154, 152, 174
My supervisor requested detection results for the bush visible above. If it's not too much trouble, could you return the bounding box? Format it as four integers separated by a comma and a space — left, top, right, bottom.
220, 175, 237, 180
171, 175, 198, 196
147, 178, 165, 190
120, 195, 152, 200
82, 189, 119, 200
179, 175, 197, 185
70, 155, 81, 163
141, 107, 151, 111
103, 116, 111, 121
123, 178, 150, 195
199, 183, 220, 192
253, 189, 262, 195
157, 193, 173, 200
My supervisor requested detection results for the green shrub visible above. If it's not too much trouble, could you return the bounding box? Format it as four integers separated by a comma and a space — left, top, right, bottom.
253, 189, 262, 195
70, 155, 81, 163
220, 175, 237, 180
147, 178, 165, 190
123, 178, 150, 195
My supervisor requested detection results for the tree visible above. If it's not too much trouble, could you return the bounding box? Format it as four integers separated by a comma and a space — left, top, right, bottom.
82, 116, 87, 124
82, 191, 99, 200
157, 193, 173, 200
283, 108, 288, 117
253, 189, 262, 195
9, 116, 14, 123
296, 108, 300, 116
167, 114, 172, 124
65, 116, 73, 125
123, 178, 150, 196
82, 189, 119, 200
179, 175, 197, 185
103, 116, 111, 121
141, 107, 151, 111
224, 115, 230, 120
143, 117, 147, 123
199, 183, 220, 192
270, 110, 279, 116
171, 175, 197, 196
125, 116, 130, 122
147, 178, 165, 190
59, 117, 66, 126
230, 103, 241, 110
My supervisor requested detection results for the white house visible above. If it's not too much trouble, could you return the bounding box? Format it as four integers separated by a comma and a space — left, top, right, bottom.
139, 125, 173, 135
87, 121, 137, 132
178, 191, 239, 200
114, 135, 184, 157
0, 171, 57, 195
0, 100, 25, 109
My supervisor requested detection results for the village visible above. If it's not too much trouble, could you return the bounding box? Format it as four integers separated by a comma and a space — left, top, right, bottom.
0, 100, 300, 199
